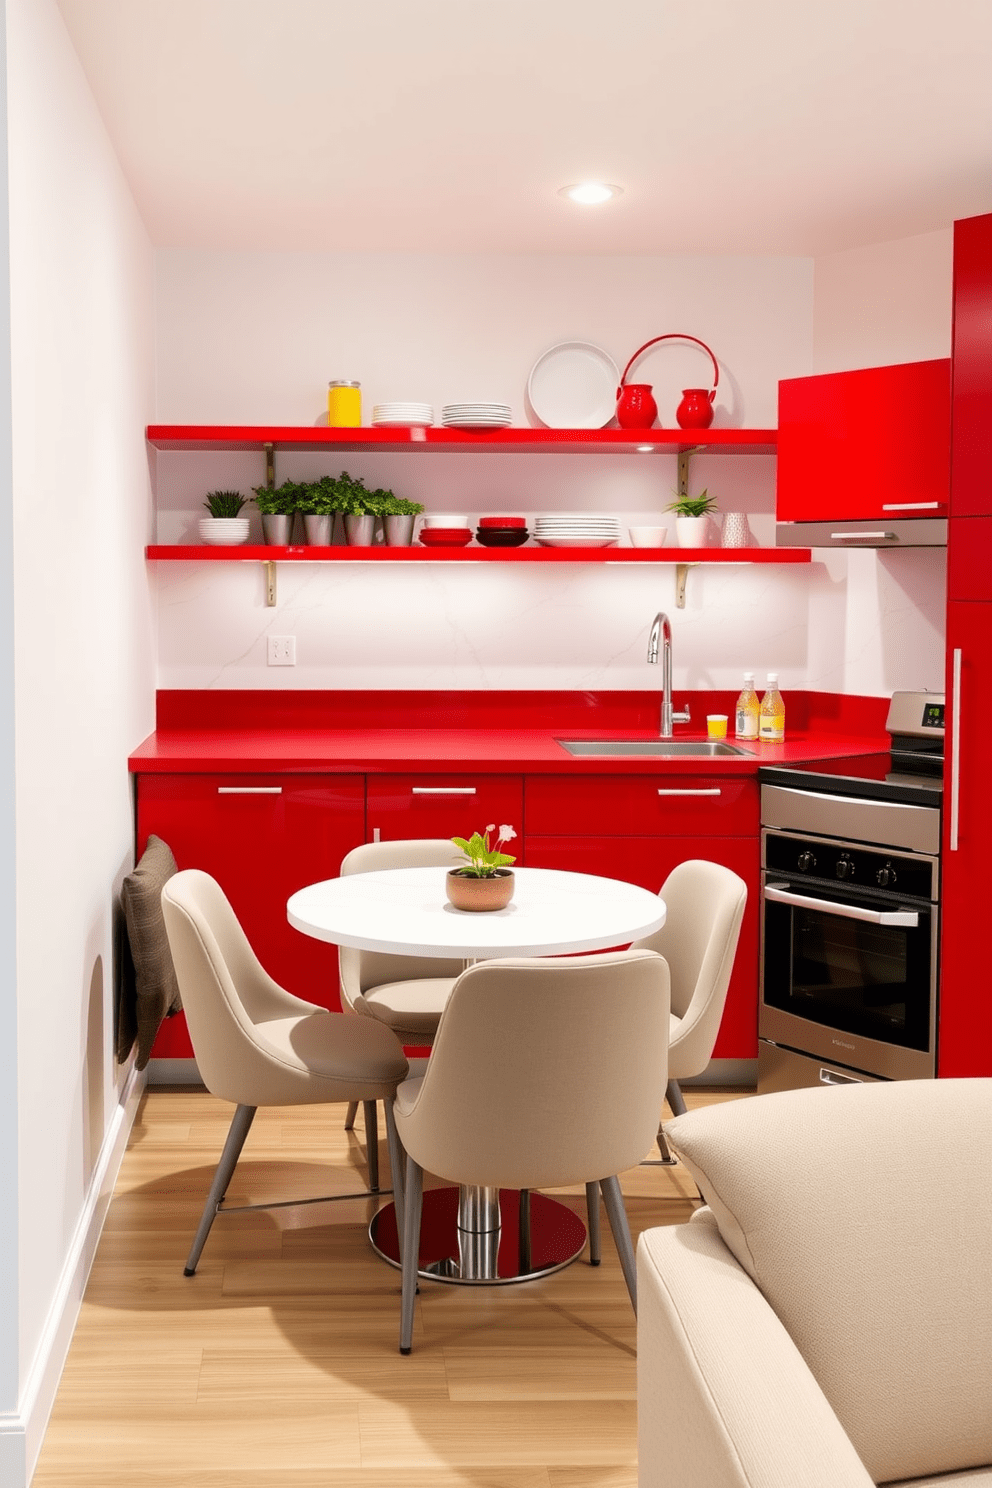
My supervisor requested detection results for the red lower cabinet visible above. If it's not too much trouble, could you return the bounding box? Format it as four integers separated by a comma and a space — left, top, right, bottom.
524, 832, 760, 1061
136, 773, 365, 1057
940, 603, 992, 1075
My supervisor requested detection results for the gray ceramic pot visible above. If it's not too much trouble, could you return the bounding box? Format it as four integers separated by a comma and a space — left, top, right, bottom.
261, 513, 292, 545
383, 514, 415, 546
344, 513, 375, 546
303, 514, 332, 546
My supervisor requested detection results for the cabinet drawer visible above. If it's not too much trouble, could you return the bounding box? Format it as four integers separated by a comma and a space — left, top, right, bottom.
367, 774, 524, 844
525, 773, 757, 837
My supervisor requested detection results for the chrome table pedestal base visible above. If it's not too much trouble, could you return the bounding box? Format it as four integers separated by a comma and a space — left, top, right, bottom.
370, 1182, 587, 1286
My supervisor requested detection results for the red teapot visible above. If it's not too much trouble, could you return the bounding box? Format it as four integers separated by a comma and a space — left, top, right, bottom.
616, 334, 719, 429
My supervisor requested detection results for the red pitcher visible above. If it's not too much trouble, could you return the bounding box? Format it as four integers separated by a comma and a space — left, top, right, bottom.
675, 388, 716, 429
616, 334, 719, 429
615, 383, 658, 429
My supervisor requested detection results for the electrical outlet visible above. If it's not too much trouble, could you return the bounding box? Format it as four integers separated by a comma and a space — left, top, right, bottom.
267, 636, 296, 666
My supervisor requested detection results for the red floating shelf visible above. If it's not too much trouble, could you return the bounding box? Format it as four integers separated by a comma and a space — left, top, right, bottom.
146, 424, 777, 456
146, 545, 810, 564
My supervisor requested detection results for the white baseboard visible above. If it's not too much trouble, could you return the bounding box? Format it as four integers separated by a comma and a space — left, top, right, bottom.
0, 1064, 146, 1488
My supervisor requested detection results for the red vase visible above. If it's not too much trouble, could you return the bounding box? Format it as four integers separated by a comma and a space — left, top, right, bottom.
616, 383, 658, 429
676, 388, 715, 429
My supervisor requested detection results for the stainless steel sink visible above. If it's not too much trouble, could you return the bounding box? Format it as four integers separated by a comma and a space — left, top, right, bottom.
556, 739, 755, 758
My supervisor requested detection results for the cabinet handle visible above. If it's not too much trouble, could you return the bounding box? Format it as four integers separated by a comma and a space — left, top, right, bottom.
656, 788, 722, 797
950, 647, 962, 852
829, 531, 896, 541
411, 787, 477, 795
217, 786, 283, 795
881, 501, 942, 511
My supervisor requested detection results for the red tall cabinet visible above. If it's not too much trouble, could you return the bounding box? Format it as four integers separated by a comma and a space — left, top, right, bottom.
940, 212, 992, 1076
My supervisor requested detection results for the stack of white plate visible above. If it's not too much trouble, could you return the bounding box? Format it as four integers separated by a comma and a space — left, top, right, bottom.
372, 402, 434, 427
441, 403, 512, 429
533, 514, 622, 549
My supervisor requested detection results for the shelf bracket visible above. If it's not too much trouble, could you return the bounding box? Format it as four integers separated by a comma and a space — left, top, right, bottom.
677, 448, 691, 498
675, 562, 698, 609
263, 561, 277, 607
264, 441, 275, 491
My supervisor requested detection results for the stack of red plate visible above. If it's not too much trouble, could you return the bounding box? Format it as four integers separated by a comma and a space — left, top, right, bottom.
418, 527, 473, 547
476, 515, 530, 548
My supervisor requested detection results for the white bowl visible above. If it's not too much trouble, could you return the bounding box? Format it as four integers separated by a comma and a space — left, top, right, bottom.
422, 513, 469, 528
198, 517, 250, 546
628, 526, 668, 548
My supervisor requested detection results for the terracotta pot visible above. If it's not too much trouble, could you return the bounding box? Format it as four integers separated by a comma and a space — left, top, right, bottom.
445, 869, 515, 912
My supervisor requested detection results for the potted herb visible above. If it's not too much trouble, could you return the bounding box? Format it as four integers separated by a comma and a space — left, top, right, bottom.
199, 490, 250, 545
446, 824, 518, 911
252, 480, 303, 545
667, 488, 718, 549
332, 473, 400, 546
378, 494, 424, 547
294, 476, 343, 546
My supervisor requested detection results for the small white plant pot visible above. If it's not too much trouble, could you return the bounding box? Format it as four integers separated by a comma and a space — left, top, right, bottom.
199, 517, 250, 546
344, 514, 375, 546
261, 513, 292, 545
383, 514, 415, 546
675, 515, 711, 549
303, 515, 332, 546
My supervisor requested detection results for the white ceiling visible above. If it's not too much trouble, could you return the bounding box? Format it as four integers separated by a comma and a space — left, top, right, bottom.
56, 0, 992, 257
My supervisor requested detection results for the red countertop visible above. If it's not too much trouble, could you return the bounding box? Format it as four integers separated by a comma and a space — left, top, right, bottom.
128, 690, 891, 774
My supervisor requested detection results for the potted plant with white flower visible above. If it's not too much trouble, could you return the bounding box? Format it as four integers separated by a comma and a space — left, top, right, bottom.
446, 824, 518, 911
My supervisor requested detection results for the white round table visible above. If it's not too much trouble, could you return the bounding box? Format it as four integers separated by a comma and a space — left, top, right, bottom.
288, 864, 667, 1285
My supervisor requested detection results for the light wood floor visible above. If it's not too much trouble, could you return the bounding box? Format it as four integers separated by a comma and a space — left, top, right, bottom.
32, 1084, 750, 1488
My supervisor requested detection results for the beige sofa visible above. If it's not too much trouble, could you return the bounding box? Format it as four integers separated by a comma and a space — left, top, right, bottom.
636, 1078, 992, 1488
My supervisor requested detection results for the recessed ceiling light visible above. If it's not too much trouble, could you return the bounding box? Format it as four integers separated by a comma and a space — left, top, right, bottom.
559, 182, 622, 206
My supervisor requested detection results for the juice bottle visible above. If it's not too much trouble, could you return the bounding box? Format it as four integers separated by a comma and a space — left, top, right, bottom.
735, 672, 759, 740
759, 673, 785, 743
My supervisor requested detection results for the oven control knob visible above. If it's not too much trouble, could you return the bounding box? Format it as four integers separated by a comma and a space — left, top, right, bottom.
836, 855, 855, 880
797, 851, 817, 872
876, 863, 897, 887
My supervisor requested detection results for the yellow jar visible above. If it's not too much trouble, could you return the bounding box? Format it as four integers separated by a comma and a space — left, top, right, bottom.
328, 380, 362, 427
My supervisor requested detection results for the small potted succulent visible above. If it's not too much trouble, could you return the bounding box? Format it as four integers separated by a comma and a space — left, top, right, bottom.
667, 488, 718, 549
446, 824, 517, 912
252, 480, 303, 545
199, 490, 250, 545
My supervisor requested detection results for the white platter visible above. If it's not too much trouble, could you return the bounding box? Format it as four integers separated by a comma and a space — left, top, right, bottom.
527, 342, 620, 429
534, 536, 619, 548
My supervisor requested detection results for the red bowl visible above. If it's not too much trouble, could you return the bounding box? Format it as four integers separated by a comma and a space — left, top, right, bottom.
479, 515, 526, 529
418, 528, 473, 547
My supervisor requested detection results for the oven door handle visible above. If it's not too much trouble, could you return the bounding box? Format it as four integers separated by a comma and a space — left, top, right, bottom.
764, 885, 919, 927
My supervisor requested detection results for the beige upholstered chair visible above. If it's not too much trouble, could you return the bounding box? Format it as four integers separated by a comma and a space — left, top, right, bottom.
633, 860, 747, 1158
393, 948, 672, 1353
338, 838, 466, 1134
637, 1079, 992, 1488
161, 869, 409, 1276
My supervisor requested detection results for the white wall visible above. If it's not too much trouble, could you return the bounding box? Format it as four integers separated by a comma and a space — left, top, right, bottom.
3, 0, 156, 1478
812, 228, 953, 373
151, 246, 945, 697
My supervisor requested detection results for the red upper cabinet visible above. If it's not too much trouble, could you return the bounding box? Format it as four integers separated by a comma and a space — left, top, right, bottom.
776, 359, 950, 537
950, 213, 992, 518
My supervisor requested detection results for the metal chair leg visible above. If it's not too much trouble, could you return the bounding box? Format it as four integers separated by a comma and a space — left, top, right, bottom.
585, 1181, 602, 1265
185, 1103, 256, 1276
344, 1100, 359, 1132
655, 1124, 677, 1164
363, 1100, 380, 1191
667, 1079, 688, 1117
518, 1189, 532, 1272
400, 1156, 424, 1355
600, 1173, 637, 1312
383, 1099, 405, 1249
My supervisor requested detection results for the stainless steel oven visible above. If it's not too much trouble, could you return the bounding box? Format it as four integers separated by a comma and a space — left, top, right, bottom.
757, 691, 943, 1092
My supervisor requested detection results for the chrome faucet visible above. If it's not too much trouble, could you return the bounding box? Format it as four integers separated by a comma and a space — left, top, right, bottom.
647, 611, 691, 738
